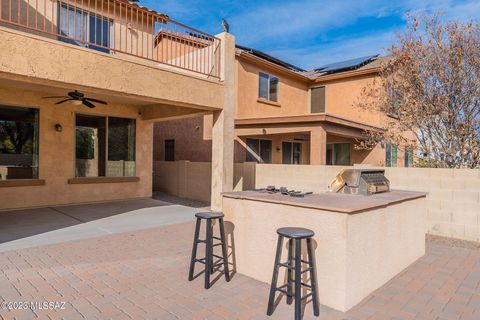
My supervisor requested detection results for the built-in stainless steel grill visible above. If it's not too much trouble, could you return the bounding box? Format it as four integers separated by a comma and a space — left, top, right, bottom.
329, 169, 390, 196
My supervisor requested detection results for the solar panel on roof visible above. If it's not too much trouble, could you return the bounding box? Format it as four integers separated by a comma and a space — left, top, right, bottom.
315, 54, 379, 74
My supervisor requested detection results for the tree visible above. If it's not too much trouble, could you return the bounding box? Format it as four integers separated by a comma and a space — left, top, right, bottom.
357, 14, 480, 168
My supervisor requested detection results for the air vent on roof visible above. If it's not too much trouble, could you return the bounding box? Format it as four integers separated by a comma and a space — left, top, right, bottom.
315, 54, 379, 74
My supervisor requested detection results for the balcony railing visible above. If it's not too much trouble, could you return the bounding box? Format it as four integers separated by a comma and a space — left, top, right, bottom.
0, 0, 221, 78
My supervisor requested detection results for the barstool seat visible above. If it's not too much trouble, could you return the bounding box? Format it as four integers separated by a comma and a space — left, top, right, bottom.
277, 227, 314, 239
195, 211, 224, 219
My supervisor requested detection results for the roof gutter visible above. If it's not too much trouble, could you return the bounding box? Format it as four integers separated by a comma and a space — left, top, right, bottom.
235, 113, 384, 132
313, 67, 381, 83
236, 50, 311, 82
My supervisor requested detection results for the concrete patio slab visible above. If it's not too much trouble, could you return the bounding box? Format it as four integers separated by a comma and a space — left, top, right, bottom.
0, 198, 203, 253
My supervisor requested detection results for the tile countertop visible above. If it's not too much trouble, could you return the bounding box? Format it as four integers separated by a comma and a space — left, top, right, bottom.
222, 190, 427, 214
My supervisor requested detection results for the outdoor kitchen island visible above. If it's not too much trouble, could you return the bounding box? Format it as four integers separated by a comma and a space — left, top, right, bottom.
222, 190, 427, 312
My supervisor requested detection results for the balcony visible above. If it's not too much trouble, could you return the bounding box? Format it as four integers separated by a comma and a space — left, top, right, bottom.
0, 0, 221, 79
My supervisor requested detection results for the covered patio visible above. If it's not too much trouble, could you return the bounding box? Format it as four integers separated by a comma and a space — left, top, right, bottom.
0, 198, 479, 320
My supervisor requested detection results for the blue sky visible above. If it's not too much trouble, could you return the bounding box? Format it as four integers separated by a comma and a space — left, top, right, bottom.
139, 0, 480, 70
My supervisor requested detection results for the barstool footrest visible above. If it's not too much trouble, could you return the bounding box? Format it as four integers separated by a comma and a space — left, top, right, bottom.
275, 284, 293, 297
195, 258, 206, 264
301, 293, 313, 301
301, 267, 312, 274
278, 262, 294, 269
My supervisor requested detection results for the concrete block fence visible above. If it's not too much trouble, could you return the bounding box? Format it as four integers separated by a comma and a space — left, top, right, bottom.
153, 161, 480, 242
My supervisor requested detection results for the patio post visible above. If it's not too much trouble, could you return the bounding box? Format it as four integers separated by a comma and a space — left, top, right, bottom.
211, 32, 236, 210
310, 126, 327, 165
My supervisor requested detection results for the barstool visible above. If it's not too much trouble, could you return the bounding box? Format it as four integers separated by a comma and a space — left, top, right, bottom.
267, 227, 319, 320
188, 211, 230, 289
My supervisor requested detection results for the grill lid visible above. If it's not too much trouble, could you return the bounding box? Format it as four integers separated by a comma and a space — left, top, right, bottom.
329, 169, 390, 195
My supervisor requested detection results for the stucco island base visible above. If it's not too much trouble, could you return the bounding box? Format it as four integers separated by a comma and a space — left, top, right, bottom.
222, 190, 427, 312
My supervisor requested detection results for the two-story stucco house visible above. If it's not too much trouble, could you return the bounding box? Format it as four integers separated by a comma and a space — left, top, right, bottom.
153, 45, 413, 167
0, 0, 236, 211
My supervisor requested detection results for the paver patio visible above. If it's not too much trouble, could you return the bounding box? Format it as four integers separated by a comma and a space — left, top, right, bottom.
0, 202, 479, 320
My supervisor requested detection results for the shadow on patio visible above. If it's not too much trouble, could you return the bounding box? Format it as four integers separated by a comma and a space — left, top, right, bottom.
0, 194, 209, 253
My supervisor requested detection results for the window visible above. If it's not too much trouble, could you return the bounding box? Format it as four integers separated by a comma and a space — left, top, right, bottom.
164, 139, 175, 161
387, 83, 401, 117
259, 72, 279, 102
107, 117, 136, 176
245, 138, 272, 163
404, 147, 413, 167
326, 143, 351, 166
75, 114, 135, 177
58, 4, 113, 53
282, 142, 302, 164
311, 86, 326, 113
386, 144, 398, 167
0, 106, 39, 180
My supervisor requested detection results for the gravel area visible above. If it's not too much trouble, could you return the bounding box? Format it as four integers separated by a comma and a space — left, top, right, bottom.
426, 234, 480, 249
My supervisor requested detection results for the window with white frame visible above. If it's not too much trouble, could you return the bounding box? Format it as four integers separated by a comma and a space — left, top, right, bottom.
259, 72, 279, 102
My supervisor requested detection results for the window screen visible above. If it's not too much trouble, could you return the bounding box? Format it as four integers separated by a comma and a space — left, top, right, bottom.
311, 86, 325, 113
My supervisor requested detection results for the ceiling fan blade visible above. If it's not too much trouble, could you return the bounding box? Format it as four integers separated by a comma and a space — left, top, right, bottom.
55, 99, 74, 104
82, 100, 96, 109
43, 96, 68, 99
84, 98, 107, 105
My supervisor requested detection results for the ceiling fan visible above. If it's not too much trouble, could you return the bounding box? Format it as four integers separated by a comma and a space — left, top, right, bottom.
43, 90, 107, 108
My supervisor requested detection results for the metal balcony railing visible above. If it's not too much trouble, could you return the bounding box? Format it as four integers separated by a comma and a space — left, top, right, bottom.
0, 0, 221, 78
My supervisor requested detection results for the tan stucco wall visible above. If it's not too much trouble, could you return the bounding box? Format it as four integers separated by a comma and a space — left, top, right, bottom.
236, 57, 309, 119
153, 161, 255, 202
153, 116, 212, 162
222, 195, 426, 311
0, 26, 224, 110
0, 87, 153, 210
316, 74, 384, 127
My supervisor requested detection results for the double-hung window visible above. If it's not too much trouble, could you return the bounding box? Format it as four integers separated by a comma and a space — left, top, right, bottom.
58, 4, 113, 53
0, 106, 39, 180
75, 114, 136, 178
259, 72, 279, 102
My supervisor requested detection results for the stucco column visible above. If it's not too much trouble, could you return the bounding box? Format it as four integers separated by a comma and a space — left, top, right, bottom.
211, 32, 236, 210
310, 126, 327, 165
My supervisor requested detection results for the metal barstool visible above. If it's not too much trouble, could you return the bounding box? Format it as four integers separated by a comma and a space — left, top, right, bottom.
267, 227, 319, 319
188, 211, 230, 289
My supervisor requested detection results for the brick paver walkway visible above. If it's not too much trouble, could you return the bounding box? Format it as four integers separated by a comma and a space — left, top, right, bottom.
0, 222, 479, 320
